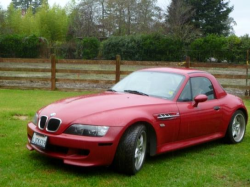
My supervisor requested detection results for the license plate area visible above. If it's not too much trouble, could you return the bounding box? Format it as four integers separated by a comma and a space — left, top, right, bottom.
31, 132, 48, 149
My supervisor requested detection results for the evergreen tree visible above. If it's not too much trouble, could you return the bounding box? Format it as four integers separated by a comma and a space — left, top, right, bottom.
11, 0, 47, 13
184, 0, 234, 36
165, 0, 199, 43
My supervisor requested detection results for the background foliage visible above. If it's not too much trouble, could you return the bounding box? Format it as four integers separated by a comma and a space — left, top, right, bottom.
182, 0, 234, 36
102, 34, 184, 61
0, 34, 43, 58
0, 0, 249, 62
3, 2, 68, 44
0, 33, 249, 62
188, 34, 250, 63
81, 37, 101, 59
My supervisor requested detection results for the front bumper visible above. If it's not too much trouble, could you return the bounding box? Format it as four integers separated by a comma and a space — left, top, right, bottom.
27, 122, 123, 167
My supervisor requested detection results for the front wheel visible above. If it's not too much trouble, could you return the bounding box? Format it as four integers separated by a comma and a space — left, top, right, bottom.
113, 124, 147, 175
225, 110, 246, 144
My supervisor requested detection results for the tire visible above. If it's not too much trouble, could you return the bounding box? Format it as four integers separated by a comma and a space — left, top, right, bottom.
113, 124, 147, 175
225, 110, 246, 144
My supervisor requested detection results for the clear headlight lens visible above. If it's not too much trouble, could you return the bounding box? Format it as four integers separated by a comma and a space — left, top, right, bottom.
64, 124, 109, 137
33, 113, 39, 126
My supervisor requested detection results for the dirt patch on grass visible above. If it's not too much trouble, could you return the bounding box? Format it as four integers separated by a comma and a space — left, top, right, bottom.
13, 115, 29, 121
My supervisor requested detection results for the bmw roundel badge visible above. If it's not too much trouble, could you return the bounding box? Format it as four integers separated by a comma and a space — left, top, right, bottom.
50, 113, 56, 117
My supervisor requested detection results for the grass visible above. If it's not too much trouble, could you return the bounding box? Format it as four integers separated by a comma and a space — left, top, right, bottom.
0, 89, 250, 187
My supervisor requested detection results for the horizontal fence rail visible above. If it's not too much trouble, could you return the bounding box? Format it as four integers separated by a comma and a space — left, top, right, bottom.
0, 56, 249, 98
0, 58, 50, 63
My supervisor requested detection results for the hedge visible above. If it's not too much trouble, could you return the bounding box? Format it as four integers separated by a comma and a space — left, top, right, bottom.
0, 34, 43, 58
188, 34, 250, 63
102, 34, 184, 61
1, 34, 249, 63
56, 37, 100, 59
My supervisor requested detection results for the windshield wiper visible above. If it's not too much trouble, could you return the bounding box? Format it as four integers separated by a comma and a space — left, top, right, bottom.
124, 90, 148, 96
107, 88, 117, 92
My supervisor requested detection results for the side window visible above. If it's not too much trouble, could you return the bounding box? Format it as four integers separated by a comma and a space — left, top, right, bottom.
191, 77, 215, 100
178, 81, 192, 102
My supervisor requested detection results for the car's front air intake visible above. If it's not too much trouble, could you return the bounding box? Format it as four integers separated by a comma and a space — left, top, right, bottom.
46, 118, 61, 132
39, 116, 47, 129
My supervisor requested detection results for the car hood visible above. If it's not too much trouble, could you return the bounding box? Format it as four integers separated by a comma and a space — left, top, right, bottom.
39, 92, 173, 125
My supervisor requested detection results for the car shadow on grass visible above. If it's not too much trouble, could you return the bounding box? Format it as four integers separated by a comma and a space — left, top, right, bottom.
28, 139, 229, 176
28, 152, 116, 176
145, 139, 226, 164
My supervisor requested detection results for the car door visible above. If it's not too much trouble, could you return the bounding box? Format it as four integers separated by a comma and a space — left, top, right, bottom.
176, 77, 223, 140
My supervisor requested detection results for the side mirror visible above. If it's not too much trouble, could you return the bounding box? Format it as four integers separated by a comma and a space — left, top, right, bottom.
193, 94, 207, 107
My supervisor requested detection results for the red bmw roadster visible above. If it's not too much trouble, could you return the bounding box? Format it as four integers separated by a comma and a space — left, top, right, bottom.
27, 68, 248, 175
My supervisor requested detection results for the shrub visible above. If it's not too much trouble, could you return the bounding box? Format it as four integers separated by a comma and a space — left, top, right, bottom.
189, 34, 250, 63
102, 35, 143, 60
189, 34, 227, 62
56, 41, 78, 59
22, 35, 43, 58
0, 34, 43, 58
225, 35, 243, 63
80, 37, 100, 59
54, 38, 100, 59
0, 35, 23, 57
102, 34, 184, 61
141, 34, 184, 61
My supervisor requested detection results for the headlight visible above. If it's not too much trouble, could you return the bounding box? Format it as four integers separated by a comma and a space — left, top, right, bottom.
64, 124, 109, 137
33, 113, 39, 126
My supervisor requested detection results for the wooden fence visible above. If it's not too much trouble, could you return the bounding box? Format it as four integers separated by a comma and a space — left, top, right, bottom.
0, 55, 249, 98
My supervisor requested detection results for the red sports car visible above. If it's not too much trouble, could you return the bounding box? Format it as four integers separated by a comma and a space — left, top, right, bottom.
27, 68, 248, 175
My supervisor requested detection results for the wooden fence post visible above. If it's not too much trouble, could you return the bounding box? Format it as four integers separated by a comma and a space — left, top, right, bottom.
246, 50, 249, 96
247, 49, 249, 66
116, 55, 121, 83
51, 54, 56, 90
185, 56, 190, 68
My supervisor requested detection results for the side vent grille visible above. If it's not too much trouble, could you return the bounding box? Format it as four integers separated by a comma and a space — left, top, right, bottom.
157, 113, 180, 120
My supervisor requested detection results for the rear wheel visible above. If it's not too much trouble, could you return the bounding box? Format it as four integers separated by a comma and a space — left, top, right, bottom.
113, 124, 147, 175
225, 110, 246, 144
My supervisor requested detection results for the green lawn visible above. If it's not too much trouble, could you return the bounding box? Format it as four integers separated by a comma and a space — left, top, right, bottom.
0, 89, 250, 187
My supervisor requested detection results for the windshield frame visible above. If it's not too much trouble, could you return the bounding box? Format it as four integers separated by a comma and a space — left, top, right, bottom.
110, 70, 185, 100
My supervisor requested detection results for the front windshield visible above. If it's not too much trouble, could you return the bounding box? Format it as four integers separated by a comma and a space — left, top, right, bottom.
111, 71, 185, 100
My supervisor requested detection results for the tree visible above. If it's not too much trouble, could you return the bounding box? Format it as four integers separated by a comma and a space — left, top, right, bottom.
11, 0, 47, 13
0, 5, 7, 34
134, 0, 162, 34
68, 0, 100, 38
5, 2, 68, 44
6, 3, 22, 34
35, 3, 69, 44
19, 6, 38, 35
124, 0, 137, 35
184, 0, 234, 36
68, 0, 163, 38
106, 0, 126, 36
99, 0, 107, 37
165, 0, 199, 43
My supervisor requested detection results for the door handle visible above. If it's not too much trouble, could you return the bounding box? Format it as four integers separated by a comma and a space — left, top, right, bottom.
214, 106, 220, 111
